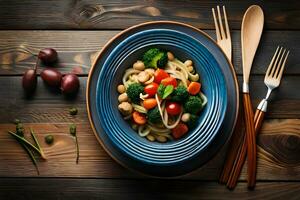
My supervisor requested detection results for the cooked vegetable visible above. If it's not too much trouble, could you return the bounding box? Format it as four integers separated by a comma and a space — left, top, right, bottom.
137, 71, 150, 83
154, 69, 169, 83
133, 111, 147, 125
45, 135, 54, 144
126, 83, 144, 103
133, 60, 145, 70
132, 103, 147, 114
118, 93, 128, 103
186, 114, 199, 129
172, 123, 189, 139
166, 102, 182, 116
147, 107, 161, 123
144, 82, 159, 97
143, 98, 157, 110
157, 84, 166, 98
184, 96, 203, 114
187, 82, 201, 95
162, 85, 174, 99
171, 85, 189, 102
161, 77, 177, 88
142, 48, 168, 69
117, 84, 126, 93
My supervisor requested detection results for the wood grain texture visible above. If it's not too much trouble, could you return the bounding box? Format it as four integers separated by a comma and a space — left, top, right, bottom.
0, 0, 299, 30
0, 178, 300, 200
0, 75, 299, 124
0, 30, 299, 75
0, 119, 299, 180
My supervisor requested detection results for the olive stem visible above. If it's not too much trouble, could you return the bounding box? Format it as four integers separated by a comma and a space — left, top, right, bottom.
30, 128, 46, 160
8, 131, 47, 160
34, 58, 40, 72
75, 135, 79, 164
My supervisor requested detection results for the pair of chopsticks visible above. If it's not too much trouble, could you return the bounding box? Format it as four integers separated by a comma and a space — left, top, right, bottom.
213, 5, 290, 189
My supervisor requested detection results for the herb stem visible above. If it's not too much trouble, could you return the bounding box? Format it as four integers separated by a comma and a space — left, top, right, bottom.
8, 131, 47, 160
30, 128, 46, 160
20, 142, 40, 175
75, 135, 79, 164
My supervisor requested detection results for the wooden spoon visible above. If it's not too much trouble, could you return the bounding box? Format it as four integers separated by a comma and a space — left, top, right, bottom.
241, 5, 264, 189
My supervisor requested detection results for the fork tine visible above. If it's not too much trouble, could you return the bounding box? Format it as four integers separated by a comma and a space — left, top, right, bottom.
212, 8, 221, 41
269, 47, 283, 77
274, 48, 286, 78
276, 50, 290, 80
265, 46, 280, 77
223, 6, 230, 39
217, 5, 226, 39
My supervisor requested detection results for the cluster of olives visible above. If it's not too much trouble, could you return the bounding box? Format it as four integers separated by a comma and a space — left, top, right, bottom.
22, 48, 80, 95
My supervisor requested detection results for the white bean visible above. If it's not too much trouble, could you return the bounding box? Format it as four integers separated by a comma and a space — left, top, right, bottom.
117, 84, 126, 93
181, 113, 191, 122
146, 134, 155, 142
138, 71, 150, 83
156, 135, 167, 143
184, 60, 193, 67
118, 93, 128, 103
167, 52, 175, 61
133, 60, 145, 70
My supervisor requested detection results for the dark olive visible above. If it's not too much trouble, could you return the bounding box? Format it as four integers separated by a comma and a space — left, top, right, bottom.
22, 69, 37, 93
61, 73, 80, 95
40, 68, 62, 87
45, 135, 54, 144
38, 48, 58, 64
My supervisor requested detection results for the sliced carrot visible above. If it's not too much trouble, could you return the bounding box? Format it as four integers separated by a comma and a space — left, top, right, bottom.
187, 82, 201, 95
143, 98, 157, 110
172, 123, 189, 139
132, 111, 147, 125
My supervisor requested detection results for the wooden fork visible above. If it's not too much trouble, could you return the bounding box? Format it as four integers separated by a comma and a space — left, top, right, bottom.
212, 5, 232, 62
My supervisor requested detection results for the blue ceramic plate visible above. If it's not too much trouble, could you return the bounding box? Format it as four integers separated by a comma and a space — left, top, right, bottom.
87, 21, 239, 177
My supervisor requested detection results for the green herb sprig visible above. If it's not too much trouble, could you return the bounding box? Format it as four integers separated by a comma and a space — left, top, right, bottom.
70, 124, 79, 164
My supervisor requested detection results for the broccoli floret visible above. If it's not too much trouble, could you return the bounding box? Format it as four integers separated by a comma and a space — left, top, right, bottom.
184, 96, 203, 114
171, 85, 189, 102
142, 48, 168, 69
186, 114, 199, 129
147, 107, 162, 123
126, 83, 144, 103
157, 84, 166, 98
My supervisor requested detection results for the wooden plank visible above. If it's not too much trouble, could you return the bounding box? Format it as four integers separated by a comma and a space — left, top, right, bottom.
0, 75, 299, 124
0, 30, 299, 75
0, 178, 300, 200
0, 0, 299, 30
0, 119, 299, 180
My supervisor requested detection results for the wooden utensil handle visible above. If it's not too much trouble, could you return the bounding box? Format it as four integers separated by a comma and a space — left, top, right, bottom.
242, 93, 256, 189
254, 109, 265, 132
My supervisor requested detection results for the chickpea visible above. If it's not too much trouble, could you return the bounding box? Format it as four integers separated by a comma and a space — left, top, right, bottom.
117, 84, 126, 93
184, 60, 193, 67
181, 113, 191, 122
146, 134, 155, 142
118, 102, 133, 116
167, 52, 175, 61
187, 66, 194, 72
133, 60, 145, 70
138, 71, 150, 83
118, 93, 128, 103
156, 135, 167, 143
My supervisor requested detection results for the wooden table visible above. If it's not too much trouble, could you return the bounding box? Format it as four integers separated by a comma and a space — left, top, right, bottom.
0, 1, 299, 199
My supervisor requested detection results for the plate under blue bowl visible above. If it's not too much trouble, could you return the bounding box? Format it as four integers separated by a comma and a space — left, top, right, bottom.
87, 21, 239, 177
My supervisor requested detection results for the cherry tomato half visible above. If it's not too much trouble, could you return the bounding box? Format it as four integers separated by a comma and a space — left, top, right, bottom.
166, 102, 181, 116
132, 111, 147, 125
154, 69, 169, 83
161, 77, 177, 88
144, 82, 159, 97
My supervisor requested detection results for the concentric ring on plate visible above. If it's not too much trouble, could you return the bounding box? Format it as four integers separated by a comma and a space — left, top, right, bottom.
87, 21, 239, 177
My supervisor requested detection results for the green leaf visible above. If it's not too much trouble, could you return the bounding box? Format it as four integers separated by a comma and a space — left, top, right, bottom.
162, 85, 174, 99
